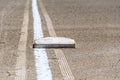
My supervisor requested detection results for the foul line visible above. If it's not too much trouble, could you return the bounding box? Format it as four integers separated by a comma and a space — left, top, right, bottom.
32, 0, 52, 80
15, 0, 29, 80
38, 0, 75, 80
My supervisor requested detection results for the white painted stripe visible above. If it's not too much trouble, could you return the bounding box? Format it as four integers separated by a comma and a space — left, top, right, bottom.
15, 0, 29, 80
32, 0, 52, 80
38, 0, 75, 80
34, 48, 52, 80
32, 0, 43, 40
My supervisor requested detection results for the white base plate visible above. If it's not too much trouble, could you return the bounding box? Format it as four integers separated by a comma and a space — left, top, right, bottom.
33, 37, 75, 48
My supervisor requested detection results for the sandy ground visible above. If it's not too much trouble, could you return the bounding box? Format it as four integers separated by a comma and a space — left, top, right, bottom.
1, 0, 120, 80
41, 0, 120, 80
0, 0, 36, 80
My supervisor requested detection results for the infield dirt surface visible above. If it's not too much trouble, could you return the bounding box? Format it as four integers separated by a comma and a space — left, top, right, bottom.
0, 0, 120, 80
